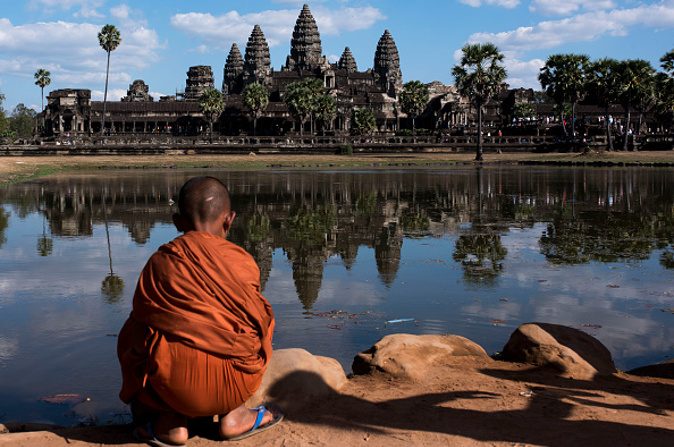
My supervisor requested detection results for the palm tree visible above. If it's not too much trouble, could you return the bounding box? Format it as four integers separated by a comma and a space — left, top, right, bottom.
242, 82, 269, 136
199, 87, 225, 142
655, 50, 674, 131
399, 80, 429, 135
616, 59, 655, 150
452, 43, 507, 161
539, 54, 589, 139
34, 69, 51, 111
588, 58, 621, 151
284, 78, 323, 136
98, 24, 121, 135
314, 94, 336, 135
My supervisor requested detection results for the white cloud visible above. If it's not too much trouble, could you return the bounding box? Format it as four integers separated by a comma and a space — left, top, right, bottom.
91, 88, 127, 101
467, 2, 674, 53
459, 0, 520, 8
0, 16, 160, 93
530, 0, 616, 16
170, 6, 385, 51
504, 57, 545, 88
28, 0, 104, 18
327, 54, 340, 63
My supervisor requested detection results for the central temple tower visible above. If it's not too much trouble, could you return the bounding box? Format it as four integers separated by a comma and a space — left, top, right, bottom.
285, 4, 324, 72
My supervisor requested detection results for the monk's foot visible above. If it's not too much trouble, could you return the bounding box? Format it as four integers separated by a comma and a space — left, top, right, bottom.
136, 411, 188, 446
219, 404, 281, 439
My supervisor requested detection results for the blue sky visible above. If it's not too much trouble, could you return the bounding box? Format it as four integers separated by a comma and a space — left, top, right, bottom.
1, 0, 673, 111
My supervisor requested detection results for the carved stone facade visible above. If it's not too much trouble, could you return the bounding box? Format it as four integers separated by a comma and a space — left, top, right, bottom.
374, 30, 403, 97
338, 47, 357, 72
243, 25, 272, 87
43, 89, 91, 135
284, 4, 324, 72
223, 43, 244, 95
183, 65, 214, 101
122, 80, 153, 102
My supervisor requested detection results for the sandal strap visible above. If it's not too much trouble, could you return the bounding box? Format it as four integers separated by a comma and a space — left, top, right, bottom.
251, 405, 267, 432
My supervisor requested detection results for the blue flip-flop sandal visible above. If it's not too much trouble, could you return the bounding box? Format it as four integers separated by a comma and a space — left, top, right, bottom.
225, 405, 284, 441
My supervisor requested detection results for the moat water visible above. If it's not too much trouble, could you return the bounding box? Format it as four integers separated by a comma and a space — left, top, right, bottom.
0, 167, 673, 426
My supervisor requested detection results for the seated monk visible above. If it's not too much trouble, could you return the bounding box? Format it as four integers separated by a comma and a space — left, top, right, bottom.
117, 176, 282, 446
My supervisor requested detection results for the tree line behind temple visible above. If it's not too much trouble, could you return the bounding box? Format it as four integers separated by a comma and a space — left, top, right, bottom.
1, 22, 672, 159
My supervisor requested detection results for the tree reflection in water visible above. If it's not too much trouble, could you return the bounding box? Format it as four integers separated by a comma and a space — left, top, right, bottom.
100, 194, 124, 304
0, 168, 672, 309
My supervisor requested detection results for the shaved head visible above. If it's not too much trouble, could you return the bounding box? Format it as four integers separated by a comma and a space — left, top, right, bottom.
177, 177, 231, 224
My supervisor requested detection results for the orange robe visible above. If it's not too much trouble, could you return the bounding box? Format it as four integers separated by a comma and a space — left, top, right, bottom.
117, 231, 275, 418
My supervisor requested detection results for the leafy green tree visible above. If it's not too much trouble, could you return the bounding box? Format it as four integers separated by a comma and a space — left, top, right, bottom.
199, 87, 225, 141
34, 69, 51, 111
10, 104, 37, 139
242, 82, 269, 136
617, 59, 655, 150
588, 58, 622, 151
539, 54, 590, 139
98, 24, 121, 134
399, 80, 429, 135
284, 78, 323, 136
452, 43, 507, 161
352, 108, 376, 135
512, 102, 535, 123
314, 94, 336, 135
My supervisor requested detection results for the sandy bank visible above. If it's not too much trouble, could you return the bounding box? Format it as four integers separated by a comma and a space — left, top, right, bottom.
1, 151, 674, 184
2, 328, 673, 447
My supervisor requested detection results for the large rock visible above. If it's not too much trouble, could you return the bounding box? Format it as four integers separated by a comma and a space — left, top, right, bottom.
628, 359, 674, 380
501, 323, 616, 380
246, 348, 347, 412
352, 333, 489, 380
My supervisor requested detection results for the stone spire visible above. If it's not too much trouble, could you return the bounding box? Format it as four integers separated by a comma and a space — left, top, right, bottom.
338, 47, 357, 72
184, 65, 214, 101
373, 29, 402, 96
223, 43, 244, 94
286, 4, 322, 71
243, 25, 271, 85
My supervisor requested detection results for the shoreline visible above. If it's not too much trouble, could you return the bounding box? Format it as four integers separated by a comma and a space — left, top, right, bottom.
2, 151, 674, 185
1, 327, 672, 446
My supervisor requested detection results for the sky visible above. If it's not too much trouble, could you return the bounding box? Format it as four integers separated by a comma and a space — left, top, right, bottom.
0, 0, 673, 111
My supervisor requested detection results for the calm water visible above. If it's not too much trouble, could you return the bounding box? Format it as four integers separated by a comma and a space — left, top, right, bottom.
0, 167, 673, 426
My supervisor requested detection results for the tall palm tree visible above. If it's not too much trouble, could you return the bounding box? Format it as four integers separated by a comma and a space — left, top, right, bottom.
98, 24, 121, 135
399, 80, 430, 135
34, 69, 51, 111
242, 82, 269, 136
588, 58, 621, 151
539, 54, 589, 139
656, 49, 674, 131
199, 87, 225, 142
452, 43, 507, 161
616, 59, 655, 150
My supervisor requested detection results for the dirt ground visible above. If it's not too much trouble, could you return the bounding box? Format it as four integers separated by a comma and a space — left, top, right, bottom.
2, 151, 674, 184
1, 356, 672, 447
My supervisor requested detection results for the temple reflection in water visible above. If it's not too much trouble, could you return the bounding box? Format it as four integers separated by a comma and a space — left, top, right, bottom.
1, 167, 673, 309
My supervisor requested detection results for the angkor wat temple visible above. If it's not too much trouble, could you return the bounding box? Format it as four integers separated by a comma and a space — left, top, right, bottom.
40, 4, 477, 138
